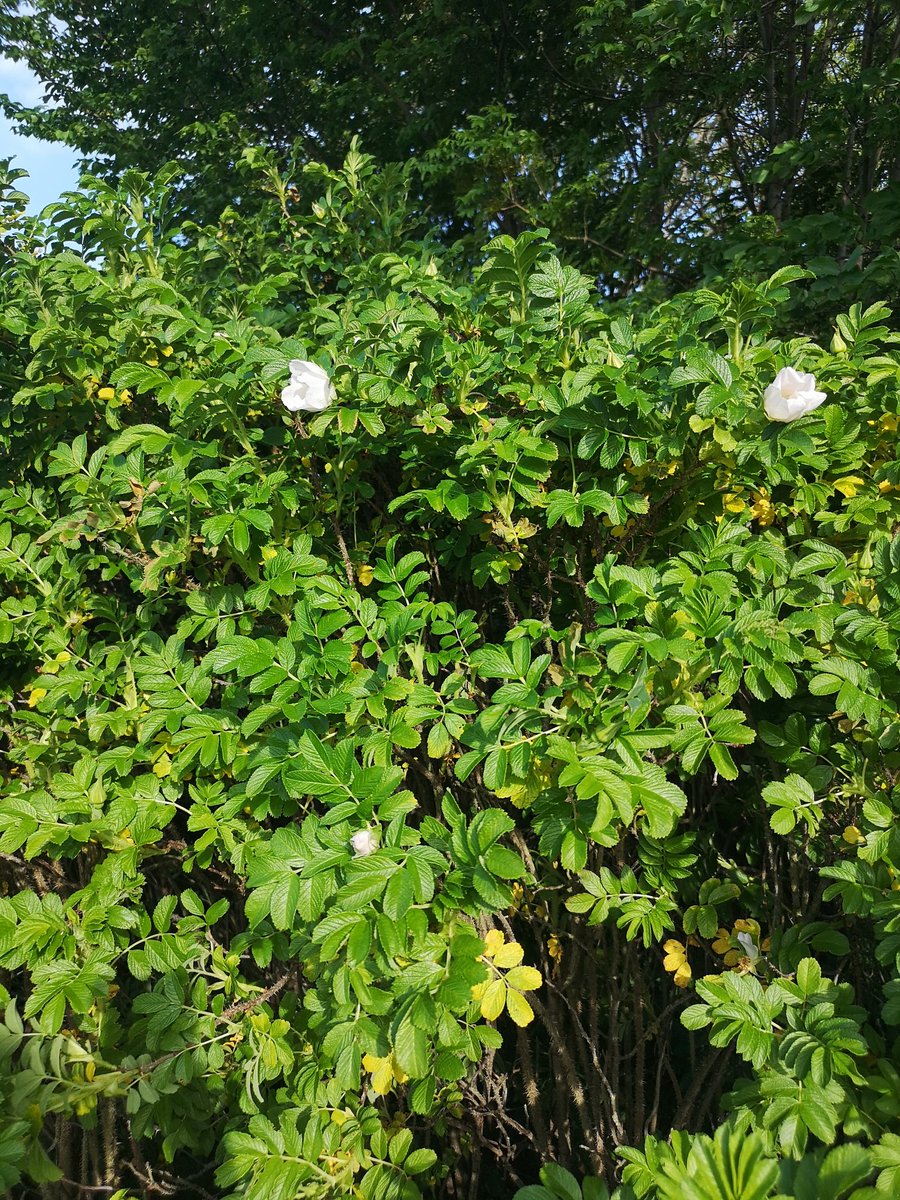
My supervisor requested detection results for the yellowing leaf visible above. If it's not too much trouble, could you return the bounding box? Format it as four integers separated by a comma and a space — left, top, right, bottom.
27, 687, 48, 707
505, 989, 535, 1027
733, 918, 760, 937
842, 825, 863, 845
357, 564, 374, 586
673, 962, 692, 987
480, 978, 507, 1021
749, 489, 775, 527
481, 930, 504, 960
663, 938, 689, 975
493, 941, 525, 969
152, 753, 172, 778
505, 965, 542, 992
371, 1058, 395, 1095
832, 475, 865, 498
363, 1053, 404, 1095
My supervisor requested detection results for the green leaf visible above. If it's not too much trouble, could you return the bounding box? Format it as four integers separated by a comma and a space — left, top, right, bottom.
394, 1013, 429, 1078
539, 1163, 582, 1200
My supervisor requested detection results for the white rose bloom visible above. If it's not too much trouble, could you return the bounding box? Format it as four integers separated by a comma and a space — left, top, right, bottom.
736, 931, 760, 964
281, 359, 336, 413
763, 366, 827, 423
350, 829, 377, 857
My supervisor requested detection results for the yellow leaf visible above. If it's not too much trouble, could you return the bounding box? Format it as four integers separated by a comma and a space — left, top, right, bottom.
505, 966, 542, 992
749, 489, 775, 527
493, 941, 524, 969
481, 930, 504, 960
832, 476, 865, 498
98, 387, 115, 401
152, 753, 172, 778
371, 1059, 395, 1095
470, 981, 487, 1002
357, 564, 374, 586
663, 938, 688, 974
733, 918, 760, 937
505, 989, 535, 1027
711, 929, 732, 955
673, 962, 692, 988
27, 687, 48, 708
480, 978, 507, 1021
722, 492, 745, 514
842, 825, 863, 845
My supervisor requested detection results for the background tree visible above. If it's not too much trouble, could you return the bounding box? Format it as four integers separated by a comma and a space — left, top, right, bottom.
3, 1, 900, 298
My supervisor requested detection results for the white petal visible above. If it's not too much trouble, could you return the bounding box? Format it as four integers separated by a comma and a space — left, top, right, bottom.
736, 931, 759, 960
302, 392, 333, 412
775, 366, 805, 398
803, 389, 827, 412
764, 384, 791, 421
290, 359, 330, 384
350, 830, 377, 857
280, 384, 307, 412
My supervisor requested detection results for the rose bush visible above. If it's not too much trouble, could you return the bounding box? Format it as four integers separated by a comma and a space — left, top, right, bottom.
1, 149, 899, 1199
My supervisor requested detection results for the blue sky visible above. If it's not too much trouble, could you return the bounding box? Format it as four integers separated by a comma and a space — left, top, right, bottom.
0, 55, 80, 213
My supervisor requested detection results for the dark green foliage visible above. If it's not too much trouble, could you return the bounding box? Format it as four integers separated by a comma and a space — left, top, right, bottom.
1, 151, 900, 1197
3, 1, 900, 300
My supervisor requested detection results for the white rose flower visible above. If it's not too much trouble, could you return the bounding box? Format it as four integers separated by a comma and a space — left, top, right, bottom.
763, 366, 827, 423
736, 931, 760, 964
280, 359, 335, 413
350, 829, 377, 857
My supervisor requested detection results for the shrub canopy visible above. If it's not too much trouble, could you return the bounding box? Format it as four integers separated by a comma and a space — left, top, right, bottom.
1, 148, 900, 1197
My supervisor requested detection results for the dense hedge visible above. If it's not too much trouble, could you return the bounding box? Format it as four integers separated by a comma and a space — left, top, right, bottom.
1, 150, 900, 1199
